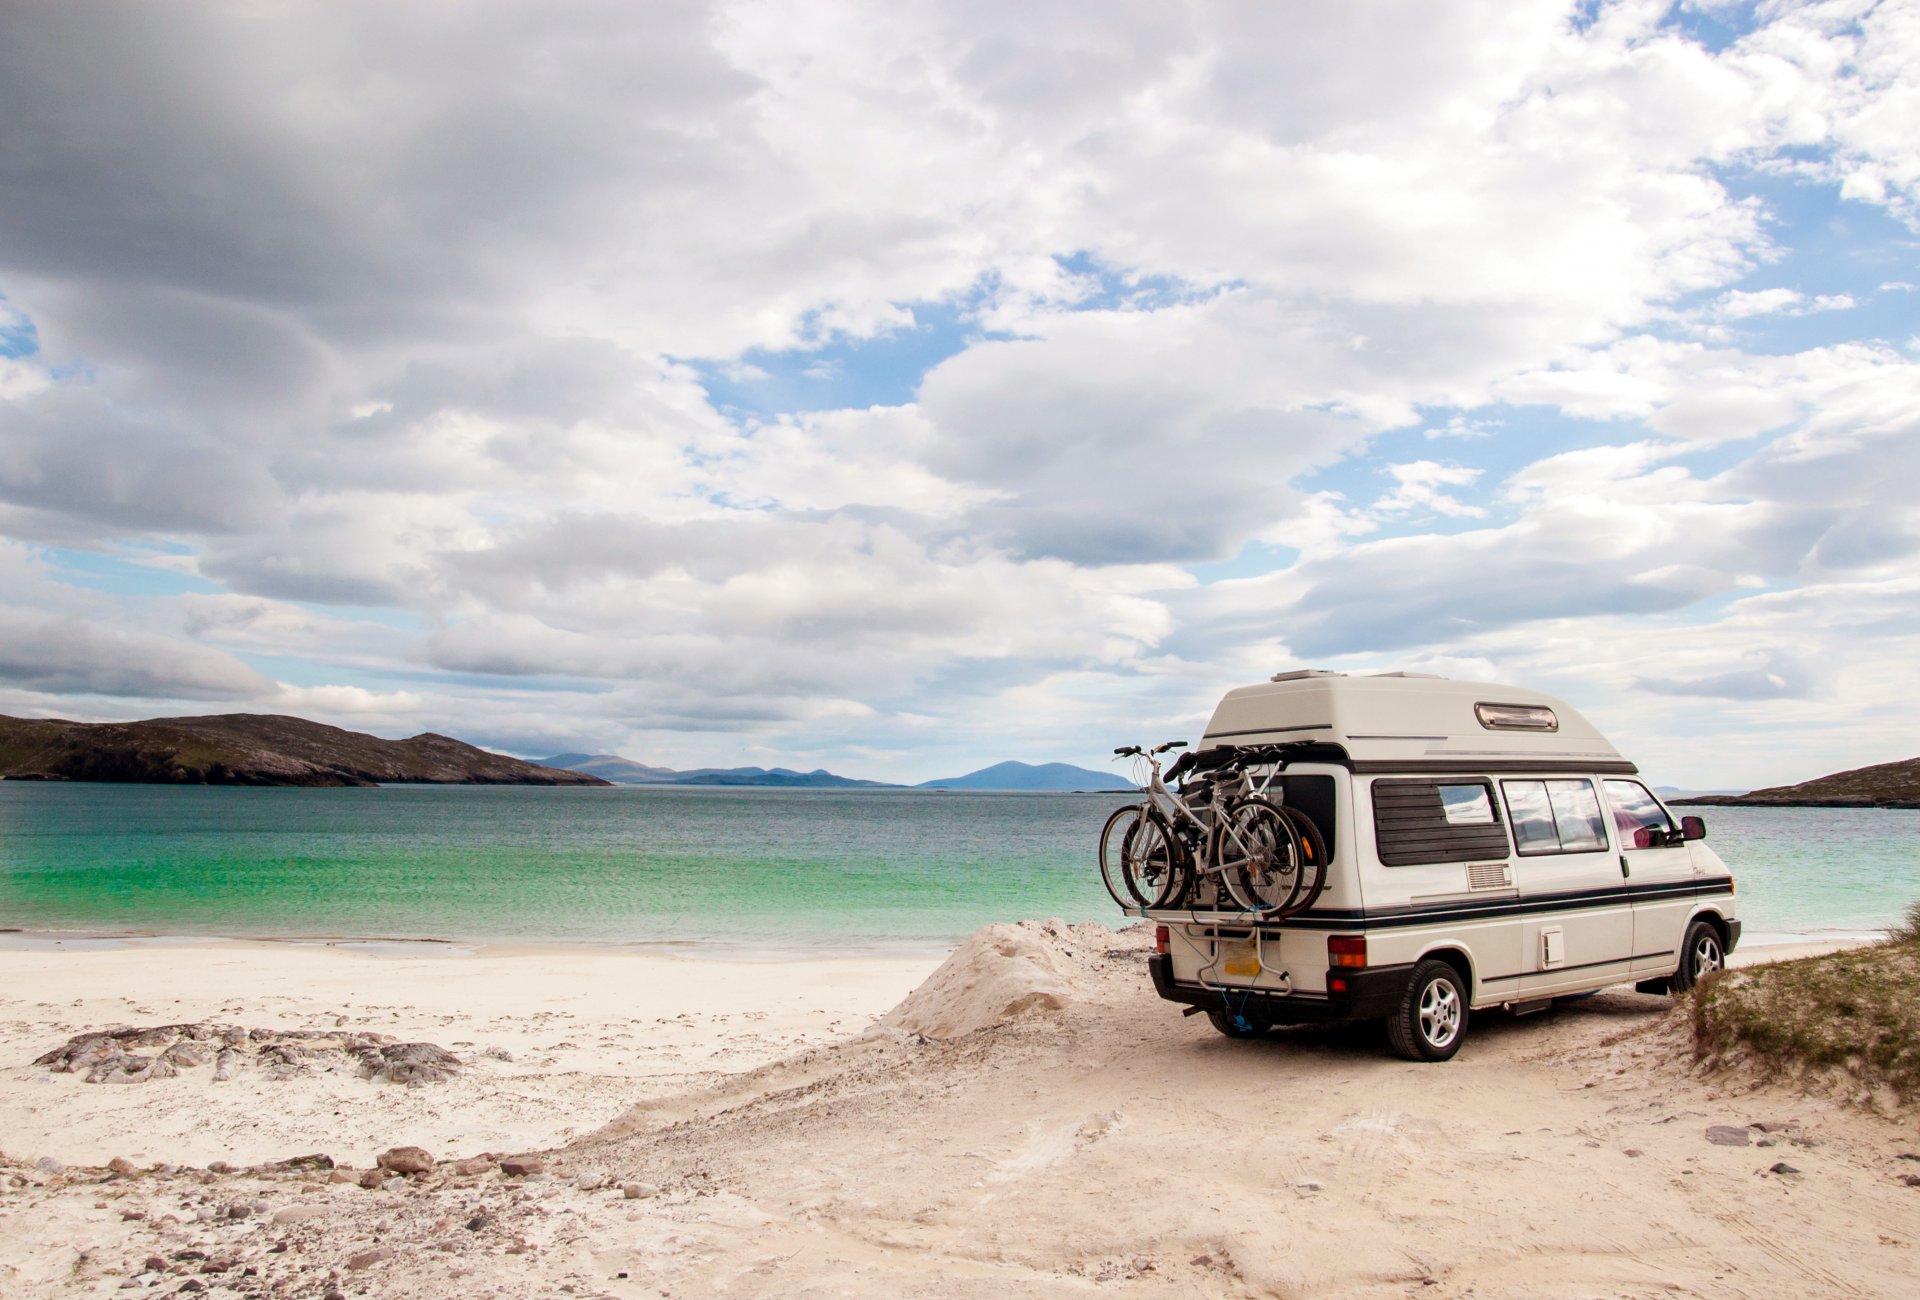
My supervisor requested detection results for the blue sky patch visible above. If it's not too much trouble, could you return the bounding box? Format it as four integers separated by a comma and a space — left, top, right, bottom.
0, 294, 39, 358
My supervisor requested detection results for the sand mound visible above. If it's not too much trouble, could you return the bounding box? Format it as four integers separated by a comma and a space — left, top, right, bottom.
881, 919, 1112, 1039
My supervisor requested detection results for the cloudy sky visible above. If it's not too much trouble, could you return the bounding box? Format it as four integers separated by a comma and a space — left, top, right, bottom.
1, 0, 1915, 788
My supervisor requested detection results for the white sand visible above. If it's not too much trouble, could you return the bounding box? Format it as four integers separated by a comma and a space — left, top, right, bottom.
0, 935, 941, 1168
3, 926, 1917, 1298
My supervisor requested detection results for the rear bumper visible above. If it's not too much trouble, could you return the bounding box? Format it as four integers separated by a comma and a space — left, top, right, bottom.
1148, 953, 1413, 1024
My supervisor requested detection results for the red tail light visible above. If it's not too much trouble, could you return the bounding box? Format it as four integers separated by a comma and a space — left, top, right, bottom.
1154, 925, 1169, 955
1328, 936, 1368, 968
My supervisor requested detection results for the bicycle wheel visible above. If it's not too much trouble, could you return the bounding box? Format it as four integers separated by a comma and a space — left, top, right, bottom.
1276, 804, 1330, 916
1122, 809, 1189, 909
1215, 798, 1299, 914
1097, 805, 1148, 908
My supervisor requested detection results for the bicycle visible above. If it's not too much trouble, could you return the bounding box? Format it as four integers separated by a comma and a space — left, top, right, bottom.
1097, 742, 1327, 917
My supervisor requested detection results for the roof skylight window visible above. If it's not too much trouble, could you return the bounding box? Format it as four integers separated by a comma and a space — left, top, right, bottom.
1474, 702, 1558, 732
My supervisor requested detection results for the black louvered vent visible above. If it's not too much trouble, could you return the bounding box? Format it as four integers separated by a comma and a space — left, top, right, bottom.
1372, 779, 1511, 867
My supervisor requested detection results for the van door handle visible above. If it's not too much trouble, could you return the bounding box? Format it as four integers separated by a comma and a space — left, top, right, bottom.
1619, 855, 1630, 878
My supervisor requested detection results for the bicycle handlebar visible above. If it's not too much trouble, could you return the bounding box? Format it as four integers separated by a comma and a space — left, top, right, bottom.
1113, 741, 1189, 763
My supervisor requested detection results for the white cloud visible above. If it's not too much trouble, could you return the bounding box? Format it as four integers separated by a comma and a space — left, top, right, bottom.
0, 1, 1914, 783
1709, 287, 1855, 319
1372, 461, 1487, 520
0, 605, 273, 700
272, 684, 428, 719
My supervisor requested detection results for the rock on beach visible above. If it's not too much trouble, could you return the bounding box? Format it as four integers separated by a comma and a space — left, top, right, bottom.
376, 1145, 435, 1176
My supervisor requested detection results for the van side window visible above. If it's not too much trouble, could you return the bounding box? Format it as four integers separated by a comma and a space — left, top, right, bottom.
1604, 779, 1674, 847
1501, 779, 1609, 855
1372, 779, 1508, 866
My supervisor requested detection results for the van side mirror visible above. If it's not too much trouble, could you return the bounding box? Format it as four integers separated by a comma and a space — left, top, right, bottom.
1680, 815, 1706, 841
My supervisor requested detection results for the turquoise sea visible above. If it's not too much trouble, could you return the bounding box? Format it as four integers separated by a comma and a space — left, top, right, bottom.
0, 784, 1914, 952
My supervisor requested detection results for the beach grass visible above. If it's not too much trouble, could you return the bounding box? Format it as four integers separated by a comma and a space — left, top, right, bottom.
1692, 901, 1920, 1100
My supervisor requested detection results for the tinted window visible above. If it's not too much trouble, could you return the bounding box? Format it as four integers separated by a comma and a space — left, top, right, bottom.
1605, 779, 1674, 847
1501, 779, 1609, 855
1274, 774, 1338, 857
1373, 779, 1509, 866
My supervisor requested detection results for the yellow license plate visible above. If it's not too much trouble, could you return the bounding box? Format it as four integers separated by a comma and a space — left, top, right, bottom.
1220, 939, 1261, 977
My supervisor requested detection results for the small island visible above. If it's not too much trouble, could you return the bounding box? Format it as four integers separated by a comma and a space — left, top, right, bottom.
1672, 755, 1920, 810
0, 713, 608, 788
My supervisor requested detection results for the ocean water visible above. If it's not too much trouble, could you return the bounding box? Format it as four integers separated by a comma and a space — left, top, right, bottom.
0, 784, 1913, 952
0, 784, 1124, 953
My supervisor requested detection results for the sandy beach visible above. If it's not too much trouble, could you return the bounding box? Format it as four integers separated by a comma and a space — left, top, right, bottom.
3, 925, 1917, 1298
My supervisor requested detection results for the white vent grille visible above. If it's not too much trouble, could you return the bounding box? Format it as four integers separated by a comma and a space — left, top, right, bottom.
1468, 861, 1512, 890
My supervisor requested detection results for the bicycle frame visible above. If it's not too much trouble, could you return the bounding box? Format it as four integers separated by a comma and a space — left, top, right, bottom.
1118, 744, 1281, 891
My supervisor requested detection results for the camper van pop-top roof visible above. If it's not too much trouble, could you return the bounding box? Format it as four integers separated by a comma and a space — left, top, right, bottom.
1199, 671, 1632, 774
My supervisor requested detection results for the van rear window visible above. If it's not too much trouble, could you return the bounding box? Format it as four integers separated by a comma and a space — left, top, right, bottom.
1372, 779, 1509, 866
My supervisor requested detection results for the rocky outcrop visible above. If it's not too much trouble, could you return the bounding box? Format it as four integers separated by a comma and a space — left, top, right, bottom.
1674, 755, 1920, 809
34, 1023, 467, 1084
0, 713, 609, 787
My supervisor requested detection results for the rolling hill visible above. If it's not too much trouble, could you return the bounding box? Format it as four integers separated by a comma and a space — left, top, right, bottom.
1673, 755, 1920, 809
0, 714, 609, 788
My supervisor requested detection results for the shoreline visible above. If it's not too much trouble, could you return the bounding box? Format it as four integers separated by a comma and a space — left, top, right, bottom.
0, 920, 1886, 959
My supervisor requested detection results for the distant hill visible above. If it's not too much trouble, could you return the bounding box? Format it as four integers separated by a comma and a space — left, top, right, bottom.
535, 754, 895, 788
1672, 756, 1920, 810
0, 714, 610, 789
916, 761, 1135, 792
538, 753, 682, 784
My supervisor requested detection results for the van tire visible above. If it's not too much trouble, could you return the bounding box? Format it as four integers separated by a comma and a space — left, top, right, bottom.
1669, 920, 1726, 994
1386, 960, 1469, 1062
1205, 1009, 1267, 1039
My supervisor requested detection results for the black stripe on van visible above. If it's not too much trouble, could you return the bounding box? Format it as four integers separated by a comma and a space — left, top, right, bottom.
1200, 877, 1737, 934
1352, 758, 1641, 776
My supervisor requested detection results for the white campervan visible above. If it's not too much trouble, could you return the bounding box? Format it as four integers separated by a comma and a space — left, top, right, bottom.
1142, 671, 1739, 1060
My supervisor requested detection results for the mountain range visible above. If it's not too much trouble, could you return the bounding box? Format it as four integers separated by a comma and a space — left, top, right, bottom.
539, 754, 1130, 792
914, 760, 1132, 791
538, 753, 892, 789
0, 709, 1135, 792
